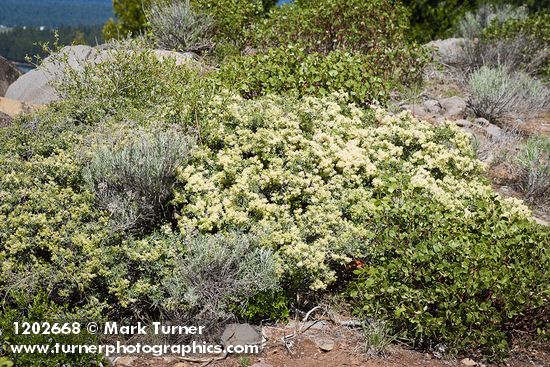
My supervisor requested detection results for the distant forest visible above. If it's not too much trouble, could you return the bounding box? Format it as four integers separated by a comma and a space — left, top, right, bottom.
0, 0, 113, 27
0, 26, 104, 62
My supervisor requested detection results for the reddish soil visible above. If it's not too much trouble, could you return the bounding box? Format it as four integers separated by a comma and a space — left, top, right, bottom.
126, 321, 550, 367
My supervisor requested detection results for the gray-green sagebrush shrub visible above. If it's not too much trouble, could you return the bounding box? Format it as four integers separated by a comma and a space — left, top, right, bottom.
84, 129, 194, 233
147, 0, 214, 53
102, 230, 279, 335
467, 66, 549, 124
516, 136, 550, 206
164, 231, 279, 330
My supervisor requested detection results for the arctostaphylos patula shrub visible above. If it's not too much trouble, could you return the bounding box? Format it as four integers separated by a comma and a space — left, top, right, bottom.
218, 47, 394, 105
250, 0, 429, 88
253, 0, 409, 55
349, 193, 549, 361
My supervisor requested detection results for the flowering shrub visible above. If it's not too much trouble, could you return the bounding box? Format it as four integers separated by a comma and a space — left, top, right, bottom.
0, 113, 106, 292
173, 93, 532, 290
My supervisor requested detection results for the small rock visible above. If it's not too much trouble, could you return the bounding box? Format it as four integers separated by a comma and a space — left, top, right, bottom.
251, 363, 272, 367
287, 320, 330, 331
402, 104, 432, 120
114, 356, 136, 367
484, 123, 503, 139
440, 96, 467, 119
221, 323, 262, 348
314, 338, 335, 352
425, 38, 466, 65
423, 99, 442, 114
461, 357, 477, 366
474, 117, 490, 126
174, 363, 189, 367
455, 119, 472, 128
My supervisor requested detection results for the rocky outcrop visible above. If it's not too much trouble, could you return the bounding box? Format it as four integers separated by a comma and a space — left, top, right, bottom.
425, 38, 466, 65
5, 45, 101, 105
402, 95, 468, 123
439, 96, 467, 119
6, 45, 199, 105
0, 56, 21, 97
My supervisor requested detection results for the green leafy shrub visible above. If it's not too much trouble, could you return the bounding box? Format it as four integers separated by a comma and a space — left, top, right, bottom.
147, 0, 214, 54
233, 290, 290, 323
249, 0, 428, 91
254, 0, 410, 54
515, 136, 550, 206
192, 0, 273, 46
173, 92, 532, 291
53, 39, 214, 126
467, 66, 549, 123
218, 47, 394, 105
83, 128, 195, 234
103, 0, 152, 40
350, 201, 549, 360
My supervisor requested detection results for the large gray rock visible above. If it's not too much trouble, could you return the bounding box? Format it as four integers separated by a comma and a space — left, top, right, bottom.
0, 56, 21, 97
426, 38, 466, 65
6, 45, 98, 104
6, 45, 198, 105
153, 50, 199, 65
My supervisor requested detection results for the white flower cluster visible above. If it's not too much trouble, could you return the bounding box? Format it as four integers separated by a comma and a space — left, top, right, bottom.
174, 94, 531, 290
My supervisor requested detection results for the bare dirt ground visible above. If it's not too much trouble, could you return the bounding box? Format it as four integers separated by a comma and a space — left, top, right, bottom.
120, 321, 550, 367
